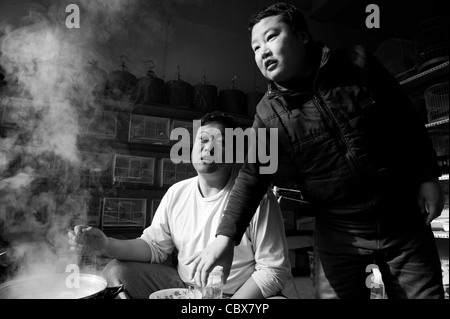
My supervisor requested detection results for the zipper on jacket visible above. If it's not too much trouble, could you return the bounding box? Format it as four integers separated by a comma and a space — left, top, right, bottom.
312, 95, 360, 179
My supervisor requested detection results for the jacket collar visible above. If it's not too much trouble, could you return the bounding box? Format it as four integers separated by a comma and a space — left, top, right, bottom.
267, 42, 330, 99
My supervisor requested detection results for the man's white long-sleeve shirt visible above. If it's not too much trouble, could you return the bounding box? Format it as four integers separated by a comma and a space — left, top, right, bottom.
140, 170, 292, 297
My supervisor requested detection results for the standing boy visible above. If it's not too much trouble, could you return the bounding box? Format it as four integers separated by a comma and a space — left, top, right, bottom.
188, 2, 445, 299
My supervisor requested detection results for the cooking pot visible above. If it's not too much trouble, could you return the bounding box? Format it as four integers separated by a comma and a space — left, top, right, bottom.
0, 273, 124, 299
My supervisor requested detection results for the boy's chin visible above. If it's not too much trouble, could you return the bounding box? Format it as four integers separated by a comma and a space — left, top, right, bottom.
267, 73, 285, 83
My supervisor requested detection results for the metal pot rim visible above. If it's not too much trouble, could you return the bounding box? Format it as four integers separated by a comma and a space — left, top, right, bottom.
0, 273, 109, 299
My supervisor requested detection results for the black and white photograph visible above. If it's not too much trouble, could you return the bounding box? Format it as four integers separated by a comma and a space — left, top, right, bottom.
0, 0, 448, 311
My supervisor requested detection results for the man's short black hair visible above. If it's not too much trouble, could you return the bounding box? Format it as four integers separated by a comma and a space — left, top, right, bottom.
200, 111, 240, 130
248, 2, 310, 36
198, 111, 247, 161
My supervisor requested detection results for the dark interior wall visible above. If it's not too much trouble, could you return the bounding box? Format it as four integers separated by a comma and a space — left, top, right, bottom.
0, 0, 275, 94
0, 0, 447, 93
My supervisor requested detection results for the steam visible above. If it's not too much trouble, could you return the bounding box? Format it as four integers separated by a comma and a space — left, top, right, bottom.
0, 0, 211, 296
0, 0, 159, 286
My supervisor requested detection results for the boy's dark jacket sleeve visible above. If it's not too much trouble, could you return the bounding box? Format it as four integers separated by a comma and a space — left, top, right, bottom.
216, 113, 275, 244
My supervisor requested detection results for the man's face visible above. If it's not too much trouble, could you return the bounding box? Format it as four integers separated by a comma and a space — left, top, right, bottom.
251, 15, 309, 84
191, 121, 230, 175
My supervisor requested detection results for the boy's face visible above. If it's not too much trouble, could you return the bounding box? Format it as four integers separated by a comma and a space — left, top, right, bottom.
191, 121, 231, 175
251, 15, 309, 84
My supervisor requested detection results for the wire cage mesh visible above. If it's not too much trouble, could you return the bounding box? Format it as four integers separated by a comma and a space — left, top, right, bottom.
414, 17, 449, 72
102, 198, 146, 228
157, 158, 196, 187
428, 128, 449, 157
129, 114, 170, 145
112, 154, 155, 186
374, 38, 418, 80
424, 82, 449, 122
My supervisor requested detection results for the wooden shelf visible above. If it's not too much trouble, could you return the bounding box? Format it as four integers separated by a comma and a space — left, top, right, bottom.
426, 118, 449, 129
0, 95, 254, 131
100, 98, 254, 127
400, 61, 449, 94
102, 227, 144, 239
77, 135, 174, 153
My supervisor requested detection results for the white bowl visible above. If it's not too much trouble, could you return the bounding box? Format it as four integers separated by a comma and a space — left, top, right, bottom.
149, 288, 191, 299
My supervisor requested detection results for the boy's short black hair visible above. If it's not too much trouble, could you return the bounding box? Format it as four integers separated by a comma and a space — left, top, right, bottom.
248, 2, 310, 36
200, 111, 240, 130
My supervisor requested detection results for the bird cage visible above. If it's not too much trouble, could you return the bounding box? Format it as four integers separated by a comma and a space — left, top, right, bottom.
102, 198, 147, 228
414, 17, 449, 72
129, 114, 170, 145
112, 154, 155, 185
157, 158, 196, 187
428, 128, 449, 157
424, 82, 449, 122
374, 38, 418, 80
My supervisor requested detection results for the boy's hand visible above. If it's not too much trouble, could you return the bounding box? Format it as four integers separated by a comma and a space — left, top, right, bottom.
185, 235, 235, 287
417, 178, 445, 225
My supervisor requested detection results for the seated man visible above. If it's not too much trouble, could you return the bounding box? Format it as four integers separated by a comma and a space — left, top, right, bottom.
68, 111, 292, 299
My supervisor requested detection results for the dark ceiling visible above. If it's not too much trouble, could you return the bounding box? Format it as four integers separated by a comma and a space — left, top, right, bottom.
309, 0, 448, 42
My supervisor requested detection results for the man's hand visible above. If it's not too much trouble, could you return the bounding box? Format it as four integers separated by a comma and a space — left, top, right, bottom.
68, 225, 109, 255
185, 235, 235, 287
417, 178, 445, 225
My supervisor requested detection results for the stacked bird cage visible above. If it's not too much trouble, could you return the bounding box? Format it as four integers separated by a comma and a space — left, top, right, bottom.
374, 38, 418, 81
102, 198, 147, 228
424, 82, 449, 123
414, 17, 449, 72
428, 128, 449, 157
